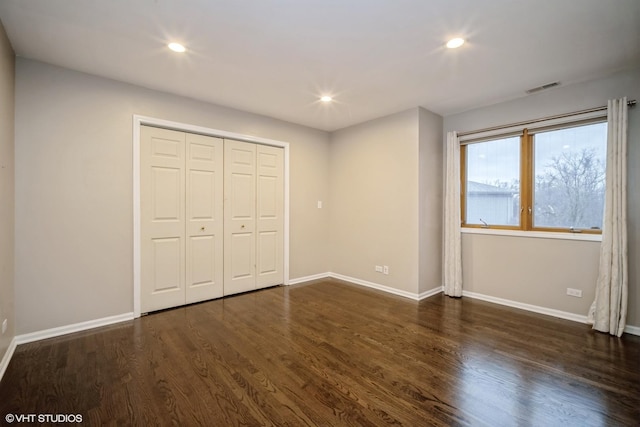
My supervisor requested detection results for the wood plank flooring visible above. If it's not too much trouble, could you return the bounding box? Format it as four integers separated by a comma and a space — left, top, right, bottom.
1, 278, 639, 426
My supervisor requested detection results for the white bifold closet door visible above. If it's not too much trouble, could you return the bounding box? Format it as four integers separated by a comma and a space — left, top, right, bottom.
224, 140, 284, 296
141, 126, 283, 312
141, 126, 224, 313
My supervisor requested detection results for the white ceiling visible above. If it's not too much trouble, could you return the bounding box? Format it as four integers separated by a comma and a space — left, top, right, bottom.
0, 0, 639, 131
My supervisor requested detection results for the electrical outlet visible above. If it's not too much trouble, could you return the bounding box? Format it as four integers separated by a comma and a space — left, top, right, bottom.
317, 201, 323, 209
2, 319, 7, 335
383, 265, 389, 275
375, 265, 383, 273
566, 288, 583, 298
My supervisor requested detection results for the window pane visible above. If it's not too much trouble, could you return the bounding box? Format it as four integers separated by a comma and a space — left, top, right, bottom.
466, 137, 520, 226
533, 122, 607, 229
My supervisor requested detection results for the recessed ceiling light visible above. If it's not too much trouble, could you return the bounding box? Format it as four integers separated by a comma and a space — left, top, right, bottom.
446, 38, 465, 49
320, 95, 332, 103
168, 42, 186, 53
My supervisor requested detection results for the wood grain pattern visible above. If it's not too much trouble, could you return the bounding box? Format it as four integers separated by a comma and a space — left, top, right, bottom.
1, 278, 639, 426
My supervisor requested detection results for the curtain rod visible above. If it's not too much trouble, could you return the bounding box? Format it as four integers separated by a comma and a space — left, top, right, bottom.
457, 99, 636, 137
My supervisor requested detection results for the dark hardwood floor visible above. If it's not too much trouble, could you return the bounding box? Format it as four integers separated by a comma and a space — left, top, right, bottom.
1, 279, 639, 426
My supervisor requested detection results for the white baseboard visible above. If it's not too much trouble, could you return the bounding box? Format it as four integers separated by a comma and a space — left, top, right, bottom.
15, 312, 134, 345
0, 337, 17, 383
418, 287, 443, 300
329, 272, 425, 300
462, 290, 589, 324
291, 272, 442, 301
463, 291, 640, 337
624, 324, 640, 336
287, 274, 640, 337
288, 272, 332, 285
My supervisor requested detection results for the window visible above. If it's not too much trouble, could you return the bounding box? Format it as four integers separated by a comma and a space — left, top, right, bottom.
464, 136, 520, 227
533, 123, 607, 230
461, 120, 607, 233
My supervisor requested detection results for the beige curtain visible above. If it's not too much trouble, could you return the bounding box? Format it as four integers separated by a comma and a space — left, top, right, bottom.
588, 97, 628, 337
443, 131, 462, 297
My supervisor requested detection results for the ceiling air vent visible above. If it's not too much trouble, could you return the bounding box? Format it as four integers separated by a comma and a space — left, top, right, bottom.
525, 81, 560, 94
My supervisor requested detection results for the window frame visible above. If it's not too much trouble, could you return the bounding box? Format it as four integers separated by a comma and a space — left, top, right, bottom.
460, 119, 607, 235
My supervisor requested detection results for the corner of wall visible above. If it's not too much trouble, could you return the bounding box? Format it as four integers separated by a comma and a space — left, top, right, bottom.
0, 19, 16, 376
327, 108, 422, 294
418, 107, 444, 293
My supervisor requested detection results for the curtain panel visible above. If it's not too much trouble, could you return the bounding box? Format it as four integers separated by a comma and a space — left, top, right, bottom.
443, 131, 462, 297
588, 97, 628, 337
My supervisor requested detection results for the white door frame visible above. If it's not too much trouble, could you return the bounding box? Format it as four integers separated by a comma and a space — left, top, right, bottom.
133, 115, 290, 318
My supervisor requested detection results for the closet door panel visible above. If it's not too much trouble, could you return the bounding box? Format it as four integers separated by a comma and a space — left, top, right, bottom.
256, 145, 284, 288
186, 133, 224, 303
141, 126, 186, 312
224, 140, 257, 295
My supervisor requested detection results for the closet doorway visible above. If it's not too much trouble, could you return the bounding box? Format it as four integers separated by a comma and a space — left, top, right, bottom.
133, 116, 289, 316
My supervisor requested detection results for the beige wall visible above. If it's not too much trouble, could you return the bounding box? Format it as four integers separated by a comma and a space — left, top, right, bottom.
0, 21, 15, 360
444, 68, 640, 328
462, 234, 601, 313
15, 58, 331, 334
418, 107, 443, 293
329, 109, 421, 294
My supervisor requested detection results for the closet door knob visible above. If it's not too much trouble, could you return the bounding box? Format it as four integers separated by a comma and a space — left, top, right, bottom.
201, 227, 205, 231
